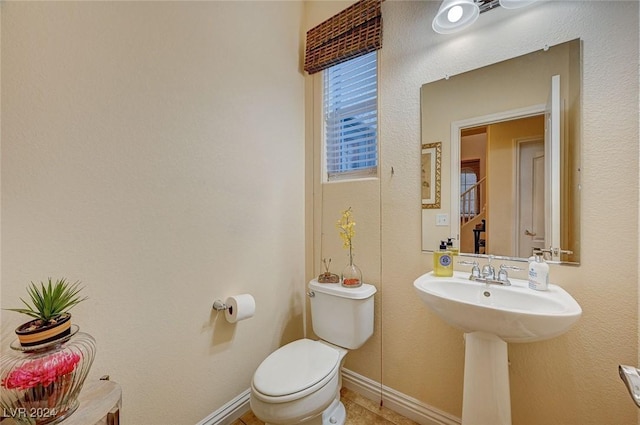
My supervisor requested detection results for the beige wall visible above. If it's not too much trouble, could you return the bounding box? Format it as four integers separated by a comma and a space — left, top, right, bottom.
307, 1, 639, 425
1, 2, 305, 424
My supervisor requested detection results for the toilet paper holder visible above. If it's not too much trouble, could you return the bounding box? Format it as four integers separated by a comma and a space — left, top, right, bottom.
212, 294, 256, 323
212, 300, 229, 311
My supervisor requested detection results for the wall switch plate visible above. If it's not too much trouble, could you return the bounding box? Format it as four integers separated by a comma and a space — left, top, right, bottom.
436, 214, 449, 226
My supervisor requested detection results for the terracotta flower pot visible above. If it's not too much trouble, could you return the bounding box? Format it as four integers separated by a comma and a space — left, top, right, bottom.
15, 313, 72, 347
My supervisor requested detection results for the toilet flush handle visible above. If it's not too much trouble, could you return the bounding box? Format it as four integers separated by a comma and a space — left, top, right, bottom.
307, 291, 315, 298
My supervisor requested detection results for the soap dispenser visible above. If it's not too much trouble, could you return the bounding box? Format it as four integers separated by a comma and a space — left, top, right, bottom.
446, 238, 459, 256
434, 241, 454, 277
528, 249, 549, 291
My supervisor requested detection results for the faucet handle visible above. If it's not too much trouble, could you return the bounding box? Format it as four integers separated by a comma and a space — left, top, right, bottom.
497, 265, 510, 283
471, 263, 481, 278
497, 264, 521, 284
459, 260, 481, 279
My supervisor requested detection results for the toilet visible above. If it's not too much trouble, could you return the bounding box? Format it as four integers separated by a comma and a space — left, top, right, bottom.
250, 279, 377, 425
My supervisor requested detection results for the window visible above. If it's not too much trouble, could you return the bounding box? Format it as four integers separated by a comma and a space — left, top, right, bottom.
303, 0, 382, 181
323, 51, 378, 181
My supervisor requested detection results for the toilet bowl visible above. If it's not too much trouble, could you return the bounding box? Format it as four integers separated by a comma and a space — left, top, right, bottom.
250, 281, 376, 425
250, 339, 348, 425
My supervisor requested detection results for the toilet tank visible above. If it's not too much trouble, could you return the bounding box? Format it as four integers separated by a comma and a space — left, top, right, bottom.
308, 280, 377, 349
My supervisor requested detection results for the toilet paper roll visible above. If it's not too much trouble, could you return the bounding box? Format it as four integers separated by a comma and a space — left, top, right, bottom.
224, 294, 256, 323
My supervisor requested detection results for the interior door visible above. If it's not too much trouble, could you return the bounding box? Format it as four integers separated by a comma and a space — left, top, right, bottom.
545, 75, 561, 260
518, 139, 545, 257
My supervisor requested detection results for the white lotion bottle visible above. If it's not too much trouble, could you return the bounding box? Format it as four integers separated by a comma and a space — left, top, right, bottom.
528, 250, 549, 291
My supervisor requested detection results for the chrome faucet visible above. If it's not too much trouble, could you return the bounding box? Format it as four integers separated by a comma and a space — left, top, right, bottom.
460, 257, 521, 286
481, 256, 495, 280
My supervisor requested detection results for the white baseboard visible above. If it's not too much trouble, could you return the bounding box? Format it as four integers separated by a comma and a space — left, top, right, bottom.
197, 369, 461, 425
196, 388, 251, 425
341, 368, 461, 425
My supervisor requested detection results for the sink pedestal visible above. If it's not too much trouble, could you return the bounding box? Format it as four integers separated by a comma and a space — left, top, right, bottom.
462, 332, 511, 425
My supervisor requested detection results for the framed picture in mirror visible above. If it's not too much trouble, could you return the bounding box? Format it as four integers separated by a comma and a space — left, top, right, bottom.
421, 142, 441, 209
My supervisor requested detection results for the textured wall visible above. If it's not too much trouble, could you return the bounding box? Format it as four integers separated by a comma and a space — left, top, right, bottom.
307, 1, 639, 424
1, 2, 305, 424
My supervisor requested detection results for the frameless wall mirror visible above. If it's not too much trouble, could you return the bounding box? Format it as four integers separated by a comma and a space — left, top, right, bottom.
421, 38, 581, 264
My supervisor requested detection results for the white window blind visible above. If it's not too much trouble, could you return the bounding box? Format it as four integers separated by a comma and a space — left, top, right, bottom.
324, 51, 378, 181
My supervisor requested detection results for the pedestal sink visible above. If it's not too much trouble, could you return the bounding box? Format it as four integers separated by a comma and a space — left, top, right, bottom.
413, 271, 581, 425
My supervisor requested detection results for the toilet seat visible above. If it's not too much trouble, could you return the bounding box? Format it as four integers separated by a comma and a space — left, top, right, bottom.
252, 339, 340, 403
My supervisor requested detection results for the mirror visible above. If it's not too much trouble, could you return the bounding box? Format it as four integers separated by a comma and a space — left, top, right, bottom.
421, 39, 581, 264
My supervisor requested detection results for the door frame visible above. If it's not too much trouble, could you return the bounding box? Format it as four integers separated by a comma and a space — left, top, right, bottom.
451, 104, 546, 246
514, 136, 545, 258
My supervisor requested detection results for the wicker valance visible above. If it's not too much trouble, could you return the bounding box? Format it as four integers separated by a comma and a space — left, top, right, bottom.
304, 0, 383, 75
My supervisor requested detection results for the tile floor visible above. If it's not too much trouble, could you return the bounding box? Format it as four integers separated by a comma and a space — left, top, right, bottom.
232, 387, 420, 425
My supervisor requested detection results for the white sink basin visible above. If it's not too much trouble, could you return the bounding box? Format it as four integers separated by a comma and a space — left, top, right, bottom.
413, 271, 582, 343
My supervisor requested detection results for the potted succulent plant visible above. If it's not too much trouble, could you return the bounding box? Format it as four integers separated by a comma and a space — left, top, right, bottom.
6, 278, 87, 347
1, 278, 95, 425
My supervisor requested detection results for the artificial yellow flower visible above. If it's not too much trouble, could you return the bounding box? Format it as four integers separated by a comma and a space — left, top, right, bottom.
336, 207, 356, 251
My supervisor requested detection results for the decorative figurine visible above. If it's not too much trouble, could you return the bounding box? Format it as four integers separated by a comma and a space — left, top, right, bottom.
318, 258, 340, 283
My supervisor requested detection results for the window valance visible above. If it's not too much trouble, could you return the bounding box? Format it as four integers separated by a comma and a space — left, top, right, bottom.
304, 0, 383, 75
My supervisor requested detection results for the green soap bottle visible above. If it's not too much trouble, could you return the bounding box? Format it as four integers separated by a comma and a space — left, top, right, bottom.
434, 241, 454, 277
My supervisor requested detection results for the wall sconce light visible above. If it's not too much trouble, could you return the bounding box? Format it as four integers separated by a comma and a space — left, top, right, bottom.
432, 0, 480, 34
432, 0, 539, 34
498, 0, 539, 9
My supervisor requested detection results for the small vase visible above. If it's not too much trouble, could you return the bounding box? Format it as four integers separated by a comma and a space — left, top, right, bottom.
342, 259, 362, 288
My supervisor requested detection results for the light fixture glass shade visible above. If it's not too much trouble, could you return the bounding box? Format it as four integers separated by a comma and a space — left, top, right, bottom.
432, 0, 480, 34
499, 0, 539, 9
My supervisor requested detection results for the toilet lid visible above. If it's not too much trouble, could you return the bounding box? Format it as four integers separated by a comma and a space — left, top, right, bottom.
253, 339, 340, 397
